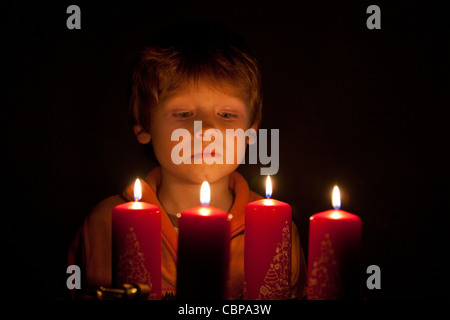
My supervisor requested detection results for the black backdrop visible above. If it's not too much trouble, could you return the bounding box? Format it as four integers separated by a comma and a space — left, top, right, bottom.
5, 1, 449, 300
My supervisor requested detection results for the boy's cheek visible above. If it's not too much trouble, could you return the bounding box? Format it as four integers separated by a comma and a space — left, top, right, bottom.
223, 140, 247, 164
152, 139, 178, 163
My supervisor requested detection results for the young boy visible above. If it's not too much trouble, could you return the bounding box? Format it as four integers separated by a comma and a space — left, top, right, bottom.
68, 20, 307, 299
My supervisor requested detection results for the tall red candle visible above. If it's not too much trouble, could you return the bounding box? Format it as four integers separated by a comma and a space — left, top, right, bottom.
244, 176, 292, 300
112, 178, 161, 300
307, 186, 362, 300
176, 181, 232, 300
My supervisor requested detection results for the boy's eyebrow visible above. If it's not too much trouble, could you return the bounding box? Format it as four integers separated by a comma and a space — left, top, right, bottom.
215, 103, 248, 110
163, 94, 247, 106
164, 103, 246, 111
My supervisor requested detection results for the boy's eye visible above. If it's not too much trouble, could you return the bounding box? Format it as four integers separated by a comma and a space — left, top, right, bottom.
218, 112, 236, 119
174, 111, 193, 119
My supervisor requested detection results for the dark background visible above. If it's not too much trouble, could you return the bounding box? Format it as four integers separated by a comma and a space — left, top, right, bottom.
5, 1, 449, 300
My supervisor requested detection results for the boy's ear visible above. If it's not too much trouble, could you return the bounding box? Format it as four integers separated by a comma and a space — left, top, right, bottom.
133, 125, 151, 144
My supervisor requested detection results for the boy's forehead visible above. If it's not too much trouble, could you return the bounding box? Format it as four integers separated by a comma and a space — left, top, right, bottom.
160, 80, 248, 106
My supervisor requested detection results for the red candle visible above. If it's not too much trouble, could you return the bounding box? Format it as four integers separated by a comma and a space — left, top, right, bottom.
176, 181, 232, 300
112, 178, 161, 300
244, 176, 292, 300
307, 186, 362, 300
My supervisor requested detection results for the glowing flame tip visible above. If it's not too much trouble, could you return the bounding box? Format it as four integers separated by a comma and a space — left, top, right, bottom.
265, 176, 272, 199
332, 185, 341, 210
200, 181, 210, 206
134, 178, 142, 201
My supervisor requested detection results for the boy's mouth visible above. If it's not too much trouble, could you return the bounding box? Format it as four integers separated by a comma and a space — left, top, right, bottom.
192, 150, 220, 159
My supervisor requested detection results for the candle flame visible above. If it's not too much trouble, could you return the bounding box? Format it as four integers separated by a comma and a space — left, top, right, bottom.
332, 185, 341, 210
265, 175, 272, 199
134, 178, 142, 201
200, 181, 210, 206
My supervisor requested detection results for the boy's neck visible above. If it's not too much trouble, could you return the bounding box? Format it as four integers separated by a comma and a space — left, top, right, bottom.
157, 169, 234, 215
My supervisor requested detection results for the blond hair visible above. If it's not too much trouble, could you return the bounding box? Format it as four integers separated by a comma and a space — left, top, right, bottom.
128, 21, 262, 131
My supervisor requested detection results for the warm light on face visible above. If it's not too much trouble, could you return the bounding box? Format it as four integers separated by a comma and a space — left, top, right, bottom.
134, 178, 142, 201
265, 176, 272, 199
332, 185, 341, 210
200, 181, 210, 206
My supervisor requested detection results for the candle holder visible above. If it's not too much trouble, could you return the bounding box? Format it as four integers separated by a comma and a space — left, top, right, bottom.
96, 283, 150, 300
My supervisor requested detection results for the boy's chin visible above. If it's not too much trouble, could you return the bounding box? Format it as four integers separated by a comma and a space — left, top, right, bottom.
166, 163, 238, 185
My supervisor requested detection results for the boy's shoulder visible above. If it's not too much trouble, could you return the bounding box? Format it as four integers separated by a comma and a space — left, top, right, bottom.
248, 190, 264, 202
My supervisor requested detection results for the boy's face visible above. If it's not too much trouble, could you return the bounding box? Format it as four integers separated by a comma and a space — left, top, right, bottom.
147, 82, 255, 185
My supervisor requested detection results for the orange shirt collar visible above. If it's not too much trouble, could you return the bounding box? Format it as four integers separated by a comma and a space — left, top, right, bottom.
122, 167, 252, 255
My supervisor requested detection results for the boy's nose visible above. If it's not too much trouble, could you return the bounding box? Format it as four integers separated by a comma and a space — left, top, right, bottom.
193, 120, 220, 140
194, 125, 220, 140
194, 129, 203, 140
